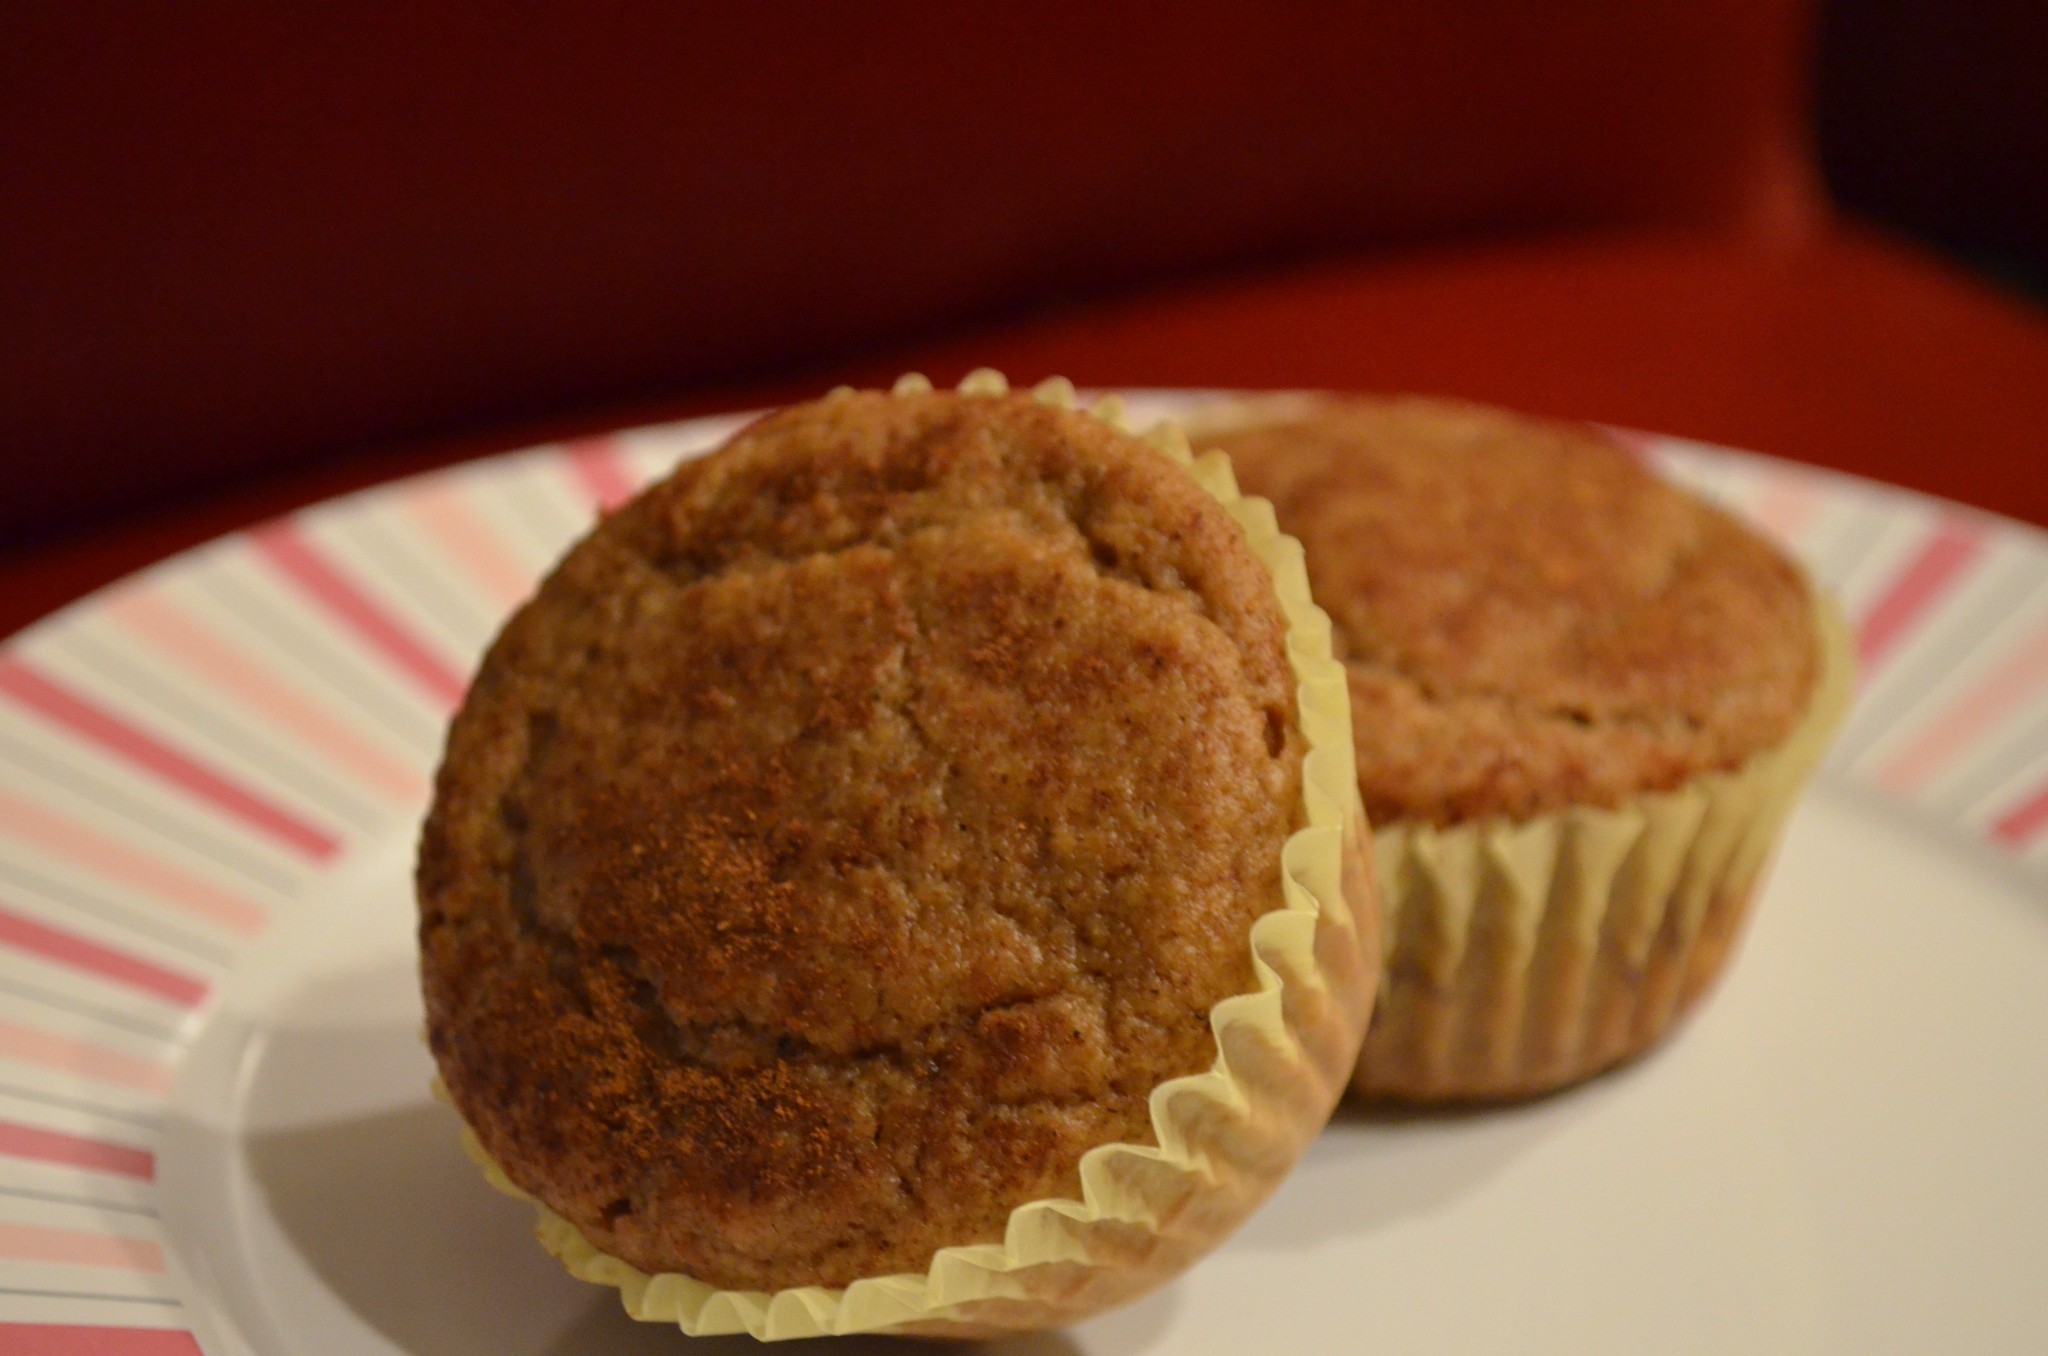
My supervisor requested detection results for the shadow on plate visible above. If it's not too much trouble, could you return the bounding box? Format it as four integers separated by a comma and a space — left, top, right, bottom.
1225, 1072, 1639, 1251
536, 1290, 1181, 1356
232, 959, 1176, 1354
248, 1095, 1111, 1356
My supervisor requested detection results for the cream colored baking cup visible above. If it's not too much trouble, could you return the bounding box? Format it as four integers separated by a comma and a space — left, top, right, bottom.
442, 371, 1378, 1339
1354, 595, 1855, 1101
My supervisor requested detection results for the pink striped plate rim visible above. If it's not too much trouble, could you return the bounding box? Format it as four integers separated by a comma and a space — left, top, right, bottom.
0, 396, 2043, 1347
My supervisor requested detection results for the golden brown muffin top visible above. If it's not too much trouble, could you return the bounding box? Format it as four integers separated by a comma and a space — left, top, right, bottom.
419, 389, 1304, 1291
1201, 396, 1818, 826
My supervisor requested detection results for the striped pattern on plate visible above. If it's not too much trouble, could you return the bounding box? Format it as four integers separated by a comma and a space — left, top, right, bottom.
0, 402, 2043, 1348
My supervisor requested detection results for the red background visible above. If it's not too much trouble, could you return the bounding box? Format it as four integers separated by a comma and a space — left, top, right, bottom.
4, 2, 2044, 638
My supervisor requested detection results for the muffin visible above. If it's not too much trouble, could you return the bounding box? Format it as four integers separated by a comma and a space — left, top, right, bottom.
419, 373, 1375, 1337
1195, 395, 1851, 1102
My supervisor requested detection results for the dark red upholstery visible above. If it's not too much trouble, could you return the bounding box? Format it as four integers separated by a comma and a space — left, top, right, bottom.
2, 2, 1812, 540
878, 225, 2048, 526
4, 2, 2045, 642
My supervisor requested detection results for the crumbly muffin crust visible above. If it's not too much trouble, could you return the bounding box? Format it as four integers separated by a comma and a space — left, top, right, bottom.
1202, 397, 1819, 826
419, 390, 1305, 1291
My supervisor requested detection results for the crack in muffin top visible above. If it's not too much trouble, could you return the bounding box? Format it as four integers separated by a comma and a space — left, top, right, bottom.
1200, 396, 1819, 826
419, 390, 1304, 1292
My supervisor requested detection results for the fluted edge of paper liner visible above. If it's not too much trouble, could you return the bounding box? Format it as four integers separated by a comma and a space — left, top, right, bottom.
1353, 591, 1854, 1100
441, 371, 1380, 1339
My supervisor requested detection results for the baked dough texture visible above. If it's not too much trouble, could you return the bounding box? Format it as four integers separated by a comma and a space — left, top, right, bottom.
1206, 397, 1818, 827
420, 389, 1310, 1289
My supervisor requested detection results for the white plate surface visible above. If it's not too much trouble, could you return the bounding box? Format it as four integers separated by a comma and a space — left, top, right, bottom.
1, 393, 2044, 1353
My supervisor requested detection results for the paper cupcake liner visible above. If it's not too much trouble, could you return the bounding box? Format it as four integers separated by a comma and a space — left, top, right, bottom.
1353, 595, 1854, 1101
442, 371, 1379, 1339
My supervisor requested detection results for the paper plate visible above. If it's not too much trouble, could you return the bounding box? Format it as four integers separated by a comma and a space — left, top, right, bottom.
0, 395, 2043, 1353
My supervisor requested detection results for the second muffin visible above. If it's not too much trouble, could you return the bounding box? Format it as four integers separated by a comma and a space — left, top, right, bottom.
1198, 395, 1851, 1101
